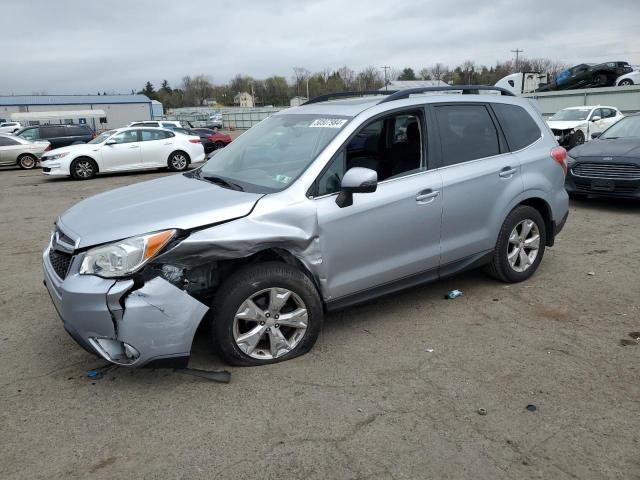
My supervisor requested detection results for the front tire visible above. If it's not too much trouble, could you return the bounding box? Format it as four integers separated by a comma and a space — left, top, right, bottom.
619, 79, 634, 86
70, 157, 97, 180
487, 206, 546, 283
211, 262, 323, 366
17, 154, 37, 170
213, 141, 226, 150
168, 151, 189, 171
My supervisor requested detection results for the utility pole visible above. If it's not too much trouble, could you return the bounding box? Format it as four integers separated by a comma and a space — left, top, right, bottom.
511, 49, 523, 72
381, 66, 391, 90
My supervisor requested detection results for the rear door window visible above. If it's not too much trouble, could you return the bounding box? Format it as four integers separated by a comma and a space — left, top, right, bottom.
434, 104, 500, 166
492, 103, 541, 151
41, 126, 66, 138
66, 125, 89, 136
0, 136, 19, 146
141, 129, 173, 141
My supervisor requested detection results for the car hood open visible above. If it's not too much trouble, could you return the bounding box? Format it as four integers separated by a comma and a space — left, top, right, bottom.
546, 120, 586, 130
58, 173, 264, 248
569, 139, 640, 161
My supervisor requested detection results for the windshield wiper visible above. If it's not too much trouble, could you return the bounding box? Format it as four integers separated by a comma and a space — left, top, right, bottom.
201, 175, 244, 191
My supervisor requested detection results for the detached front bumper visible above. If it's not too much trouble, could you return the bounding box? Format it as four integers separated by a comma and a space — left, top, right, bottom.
43, 245, 209, 368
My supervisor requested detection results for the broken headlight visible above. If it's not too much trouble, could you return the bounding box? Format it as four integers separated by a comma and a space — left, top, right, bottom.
80, 230, 176, 278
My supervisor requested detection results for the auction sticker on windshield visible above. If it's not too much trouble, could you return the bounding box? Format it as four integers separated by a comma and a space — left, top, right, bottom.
309, 118, 348, 128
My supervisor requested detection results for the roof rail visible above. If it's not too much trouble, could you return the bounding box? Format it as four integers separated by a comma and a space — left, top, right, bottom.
378, 85, 515, 103
303, 90, 398, 105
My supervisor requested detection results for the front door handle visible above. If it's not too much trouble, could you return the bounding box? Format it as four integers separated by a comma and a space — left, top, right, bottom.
499, 167, 517, 178
129, 145, 140, 149
416, 189, 440, 203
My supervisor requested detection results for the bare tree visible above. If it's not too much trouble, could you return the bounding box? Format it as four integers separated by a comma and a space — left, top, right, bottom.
292, 67, 310, 96
182, 75, 213, 106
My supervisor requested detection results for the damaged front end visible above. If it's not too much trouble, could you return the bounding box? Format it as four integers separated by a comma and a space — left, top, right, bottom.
43, 194, 325, 368
551, 129, 576, 148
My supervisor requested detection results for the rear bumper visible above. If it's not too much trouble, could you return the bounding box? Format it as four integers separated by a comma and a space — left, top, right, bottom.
565, 172, 640, 198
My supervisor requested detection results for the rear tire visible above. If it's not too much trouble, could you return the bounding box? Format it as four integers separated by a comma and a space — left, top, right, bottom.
17, 154, 37, 170
593, 73, 608, 86
486, 206, 546, 283
211, 262, 323, 366
70, 157, 97, 180
168, 151, 189, 171
214, 141, 226, 150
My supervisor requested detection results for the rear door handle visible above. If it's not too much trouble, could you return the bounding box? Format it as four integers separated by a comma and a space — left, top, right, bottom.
416, 189, 440, 203
499, 167, 517, 178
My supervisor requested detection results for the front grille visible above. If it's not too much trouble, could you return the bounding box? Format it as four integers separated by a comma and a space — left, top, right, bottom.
571, 163, 640, 180
49, 249, 72, 279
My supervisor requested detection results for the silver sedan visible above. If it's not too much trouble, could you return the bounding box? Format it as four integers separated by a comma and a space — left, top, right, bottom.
0, 134, 50, 169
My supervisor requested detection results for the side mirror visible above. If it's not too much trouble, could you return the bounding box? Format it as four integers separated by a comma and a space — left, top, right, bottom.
336, 167, 377, 208
105, 139, 117, 145
591, 132, 602, 139
591, 116, 601, 122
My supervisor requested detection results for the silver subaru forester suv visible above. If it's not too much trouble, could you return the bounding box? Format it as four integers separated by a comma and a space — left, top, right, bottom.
43, 86, 569, 368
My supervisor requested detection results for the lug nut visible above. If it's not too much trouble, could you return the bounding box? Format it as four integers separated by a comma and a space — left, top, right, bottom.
275, 324, 279, 328
265, 313, 270, 318
275, 314, 279, 319
266, 327, 271, 332
259, 321, 265, 326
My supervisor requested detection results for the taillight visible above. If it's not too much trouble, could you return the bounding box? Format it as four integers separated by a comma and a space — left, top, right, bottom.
207, 135, 216, 141
189, 138, 201, 144
551, 146, 567, 175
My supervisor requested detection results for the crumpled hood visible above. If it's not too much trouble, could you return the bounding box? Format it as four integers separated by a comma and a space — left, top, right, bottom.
58, 173, 264, 248
546, 120, 586, 131
570, 139, 640, 161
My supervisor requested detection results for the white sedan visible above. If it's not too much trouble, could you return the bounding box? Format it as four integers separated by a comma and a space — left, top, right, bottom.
40, 127, 205, 180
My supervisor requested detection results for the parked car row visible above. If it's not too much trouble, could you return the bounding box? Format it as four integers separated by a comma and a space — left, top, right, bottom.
0, 133, 50, 169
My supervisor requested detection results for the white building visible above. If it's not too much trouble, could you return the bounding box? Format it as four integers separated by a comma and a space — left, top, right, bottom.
0, 94, 155, 130
233, 92, 254, 108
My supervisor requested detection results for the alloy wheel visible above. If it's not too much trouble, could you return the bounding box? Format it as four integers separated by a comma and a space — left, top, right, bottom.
171, 154, 187, 170
75, 160, 94, 178
507, 219, 540, 273
233, 287, 308, 360
20, 155, 36, 169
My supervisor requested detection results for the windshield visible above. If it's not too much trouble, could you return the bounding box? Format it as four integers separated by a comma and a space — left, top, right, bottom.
601, 115, 640, 139
89, 131, 114, 144
549, 109, 591, 121
198, 113, 350, 193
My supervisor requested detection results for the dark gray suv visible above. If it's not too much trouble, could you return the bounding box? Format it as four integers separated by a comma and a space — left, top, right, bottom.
16, 124, 95, 148
43, 86, 569, 368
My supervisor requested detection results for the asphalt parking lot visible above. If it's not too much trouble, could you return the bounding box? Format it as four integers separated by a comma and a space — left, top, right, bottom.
0, 167, 638, 479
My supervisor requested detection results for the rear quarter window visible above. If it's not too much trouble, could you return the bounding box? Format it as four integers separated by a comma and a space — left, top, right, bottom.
66, 125, 91, 136
41, 126, 66, 138
492, 103, 541, 151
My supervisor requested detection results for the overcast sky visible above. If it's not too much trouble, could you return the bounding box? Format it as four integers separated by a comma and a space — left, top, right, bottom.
2, 0, 640, 95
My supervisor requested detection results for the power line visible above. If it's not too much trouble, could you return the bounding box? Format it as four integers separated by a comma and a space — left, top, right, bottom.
381, 66, 391, 90
511, 49, 523, 72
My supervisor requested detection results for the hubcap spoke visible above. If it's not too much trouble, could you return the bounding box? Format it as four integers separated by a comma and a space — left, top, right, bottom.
236, 325, 267, 354
508, 231, 519, 245
520, 220, 533, 239
269, 288, 291, 314
236, 299, 262, 321
277, 308, 308, 329
518, 248, 530, 268
524, 234, 540, 249
508, 247, 520, 265
268, 328, 290, 358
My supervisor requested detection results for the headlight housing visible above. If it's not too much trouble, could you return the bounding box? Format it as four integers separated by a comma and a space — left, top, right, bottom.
80, 229, 176, 278
44, 152, 69, 161
566, 154, 576, 166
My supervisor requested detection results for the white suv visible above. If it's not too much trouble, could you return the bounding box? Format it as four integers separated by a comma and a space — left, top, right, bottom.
128, 120, 184, 129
